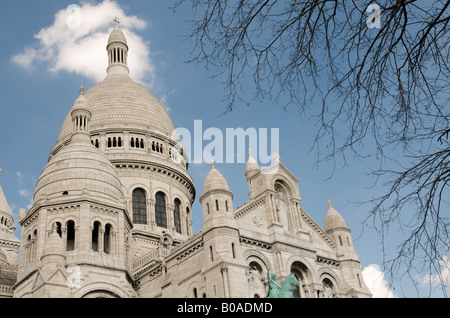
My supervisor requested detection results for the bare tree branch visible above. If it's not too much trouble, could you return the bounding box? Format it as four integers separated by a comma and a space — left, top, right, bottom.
173, 0, 450, 296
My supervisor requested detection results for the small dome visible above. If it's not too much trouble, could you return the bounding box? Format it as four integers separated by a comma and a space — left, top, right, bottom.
71, 87, 90, 112
34, 140, 124, 207
34, 92, 124, 208
324, 200, 347, 232
245, 149, 260, 173
203, 161, 230, 194
107, 27, 127, 47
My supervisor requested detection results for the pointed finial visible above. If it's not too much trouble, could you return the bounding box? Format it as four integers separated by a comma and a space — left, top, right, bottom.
113, 16, 120, 28
248, 148, 253, 157
328, 200, 332, 208
79, 85, 85, 95
211, 160, 216, 169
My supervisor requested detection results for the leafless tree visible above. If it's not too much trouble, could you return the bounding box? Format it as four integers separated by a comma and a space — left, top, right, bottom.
173, 0, 450, 296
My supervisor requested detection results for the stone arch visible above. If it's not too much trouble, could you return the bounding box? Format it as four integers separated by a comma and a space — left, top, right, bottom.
289, 260, 315, 298
187, 280, 203, 298
154, 190, 168, 229
244, 253, 269, 298
126, 183, 151, 197
74, 282, 131, 298
132, 187, 147, 225
317, 268, 344, 297
271, 176, 295, 198
273, 179, 293, 230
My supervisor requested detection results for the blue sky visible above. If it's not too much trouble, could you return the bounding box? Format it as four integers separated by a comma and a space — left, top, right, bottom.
0, 0, 447, 297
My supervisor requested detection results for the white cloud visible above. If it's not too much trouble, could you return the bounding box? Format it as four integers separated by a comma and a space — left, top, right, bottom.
12, 0, 155, 87
362, 264, 397, 298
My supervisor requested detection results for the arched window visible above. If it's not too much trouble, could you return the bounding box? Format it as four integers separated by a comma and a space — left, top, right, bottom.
66, 220, 75, 251
104, 224, 112, 254
174, 199, 182, 234
155, 192, 167, 228
132, 188, 147, 225
215, 200, 219, 211
290, 262, 311, 298
186, 207, 190, 235
118, 137, 122, 147
92, 221, 100, 252
108, 137, 112, 148
55, 222, 62, 237
131, 137, 135, 148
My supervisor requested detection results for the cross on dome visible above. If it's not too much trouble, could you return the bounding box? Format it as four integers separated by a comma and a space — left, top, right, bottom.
113, 16, 120, 28
79, 85, 85, 95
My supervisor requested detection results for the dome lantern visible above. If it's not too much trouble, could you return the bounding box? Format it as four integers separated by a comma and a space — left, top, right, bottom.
70, 85, 92, 141
106, 17, 129, 76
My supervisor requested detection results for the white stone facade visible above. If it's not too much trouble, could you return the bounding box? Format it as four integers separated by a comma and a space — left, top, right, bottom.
4, 22, 371, 298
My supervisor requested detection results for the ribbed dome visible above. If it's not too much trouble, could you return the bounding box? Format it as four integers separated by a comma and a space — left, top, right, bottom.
324, 200, 347, 232
57, 74, 175, 141
203, 161, 230, 194
245, 149, 260, 173
108, 27, 127, 47
34, 135, 124, 208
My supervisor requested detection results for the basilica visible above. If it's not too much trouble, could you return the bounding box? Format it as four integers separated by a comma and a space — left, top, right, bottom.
0, 22, 371, 298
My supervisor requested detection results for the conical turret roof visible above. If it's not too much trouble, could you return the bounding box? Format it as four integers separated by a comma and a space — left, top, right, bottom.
324, 200, 347, 232
0, 169, 13, 219
203, 161, 230, 194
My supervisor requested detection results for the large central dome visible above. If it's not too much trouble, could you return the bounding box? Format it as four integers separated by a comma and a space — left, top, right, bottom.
57, 73, 175, 141
49, 22, 195, 208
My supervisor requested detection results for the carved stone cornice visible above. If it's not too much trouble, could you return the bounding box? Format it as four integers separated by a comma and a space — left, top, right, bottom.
233, 196, 266, 219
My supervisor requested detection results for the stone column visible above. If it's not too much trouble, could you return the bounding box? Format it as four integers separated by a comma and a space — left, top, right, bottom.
270, 194, 279, 222
221, 267, 230, 298
99, 228, 104, 254
149, 198, 155, 230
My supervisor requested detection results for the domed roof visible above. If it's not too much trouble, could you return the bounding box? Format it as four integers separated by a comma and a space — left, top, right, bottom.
57, 22, 175, 143
245, 149, 260, 173
57, 74, 175, 141
34, 140, 124, 207
108, 27, 127, 47
34, 129, 124, 209
203, 161, 230, 194
324, 200, 347, 232
108, 17, 127, 47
